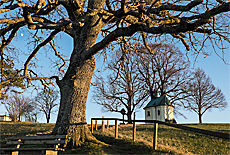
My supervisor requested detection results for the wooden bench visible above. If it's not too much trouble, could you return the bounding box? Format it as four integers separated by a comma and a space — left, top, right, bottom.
0, 135, 67, 155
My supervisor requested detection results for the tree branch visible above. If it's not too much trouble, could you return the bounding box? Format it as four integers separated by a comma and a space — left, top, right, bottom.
141, 32, 153, 54
0, 26, 19, 54
147, 0, 203, 14
88, 2, 230, 59
0, 1, 29, 13
171, 33, 190, 51
24, 29, 60, 76
49, 41, 66, 72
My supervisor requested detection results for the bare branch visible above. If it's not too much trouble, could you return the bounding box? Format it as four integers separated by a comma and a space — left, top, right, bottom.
49, 41, 66, 72
0, 1, 29, 13
147, 0, 203, 14
171, 33, 190, 51
0, 26, 19, 53
141, 32, 153, 54
24, 29, 60, 76
106, 0, 112, 11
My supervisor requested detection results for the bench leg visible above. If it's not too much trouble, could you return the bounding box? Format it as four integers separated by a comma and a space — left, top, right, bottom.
45, 150, 57, 155
12, 151, 19, 155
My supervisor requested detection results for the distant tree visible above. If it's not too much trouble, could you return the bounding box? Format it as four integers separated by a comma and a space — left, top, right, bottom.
35, 90, 59, 123
93, 43, 193, 120
93, 49, 148, 123
137, 44, 191, 116
182, 68, 228, 123
24, 103, 40, 122
2, 93, 33, 121
0, 58, 25, 100
138, 44, 191, 97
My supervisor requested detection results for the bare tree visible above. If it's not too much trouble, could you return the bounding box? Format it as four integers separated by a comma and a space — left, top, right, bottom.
35, 90, 59, 123
1, 0, 230, 145
93, 50, 148, 124
23, 103, 40, 122
94, 43, 191, 121
182, 68, 228, 123
2, 93, 33, 121
137, 44, 192, 115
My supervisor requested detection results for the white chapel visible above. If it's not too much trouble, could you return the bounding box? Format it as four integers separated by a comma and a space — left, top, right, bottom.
143, 95, 174, 122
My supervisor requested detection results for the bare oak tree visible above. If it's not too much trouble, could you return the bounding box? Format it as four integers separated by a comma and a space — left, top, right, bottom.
35, 89, 59, 123
93, 50, 148, 124
1, 0, 230, 146
137, 44, 191, 113
181, 68, 227, 123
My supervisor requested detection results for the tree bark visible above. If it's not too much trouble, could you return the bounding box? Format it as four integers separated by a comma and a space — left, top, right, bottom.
47, 116, 50, 123
52, 55, 96, 146
45, 112, 49, 123
52, 0, 106, 146
199, 107, 202, 123
127, 106, 132, 124
199, 113, 202, 124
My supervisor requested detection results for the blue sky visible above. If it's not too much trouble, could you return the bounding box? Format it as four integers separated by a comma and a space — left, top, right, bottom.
0, 31, 229, 124
85, 45, 230, 124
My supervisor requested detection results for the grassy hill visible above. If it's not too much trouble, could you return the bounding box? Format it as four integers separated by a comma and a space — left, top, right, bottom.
0, 122, 229, 154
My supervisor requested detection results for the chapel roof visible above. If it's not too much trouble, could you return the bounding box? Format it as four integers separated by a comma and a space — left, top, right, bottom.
143, 95, 172, 109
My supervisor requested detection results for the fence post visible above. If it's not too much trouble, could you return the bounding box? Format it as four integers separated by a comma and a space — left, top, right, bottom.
95, 120, 98, 130
107, 120, 109, 129
102, 116, 105, 132
133, 112, 136, 142
91, 119, 93, 133
153, 123, 158, 150
115, 119, 118, 139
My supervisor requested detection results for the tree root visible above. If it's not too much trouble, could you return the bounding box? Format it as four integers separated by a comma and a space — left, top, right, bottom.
63, 124, 109, 148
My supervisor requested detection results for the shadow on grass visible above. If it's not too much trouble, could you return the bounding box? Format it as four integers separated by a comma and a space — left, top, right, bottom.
91, 133, 170, 154
219, 129, 230, 134
61, 133, 170, 154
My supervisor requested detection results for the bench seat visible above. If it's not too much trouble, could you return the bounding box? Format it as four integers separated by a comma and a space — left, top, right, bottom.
0, 135, 66, 155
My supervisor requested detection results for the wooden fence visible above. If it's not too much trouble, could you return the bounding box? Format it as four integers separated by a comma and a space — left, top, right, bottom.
91, 115, 159, 150
91, 113, 230, 150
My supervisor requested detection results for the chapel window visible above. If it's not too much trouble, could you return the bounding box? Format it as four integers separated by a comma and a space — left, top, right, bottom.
147, 111, 150, 116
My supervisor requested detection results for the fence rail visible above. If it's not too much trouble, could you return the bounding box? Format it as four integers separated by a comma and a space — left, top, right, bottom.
91, 117, 229, 140
91, 114, 229, 150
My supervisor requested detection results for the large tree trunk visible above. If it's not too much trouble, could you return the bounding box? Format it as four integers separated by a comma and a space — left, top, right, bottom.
52, 0, 105, 146
52, 55, 96, 147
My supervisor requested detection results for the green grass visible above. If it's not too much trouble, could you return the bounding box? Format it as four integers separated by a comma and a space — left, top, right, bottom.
0, 122, 54, 143
1, 122, 229, 154
92, 123, 230, 154
182, 123, 230, 134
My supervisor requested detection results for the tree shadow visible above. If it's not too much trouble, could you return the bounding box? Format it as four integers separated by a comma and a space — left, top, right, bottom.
92, 133, 170, 154
217, 130, 230, 134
